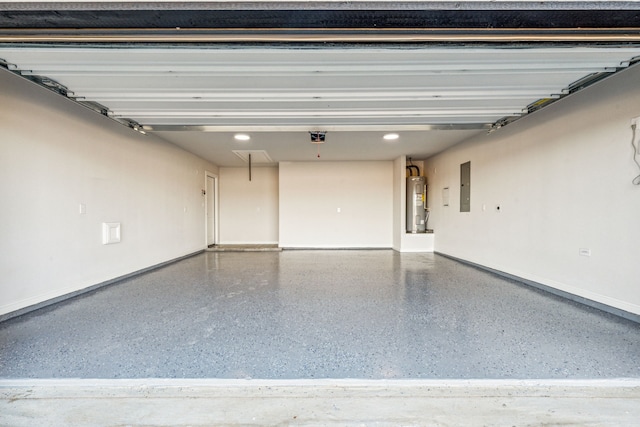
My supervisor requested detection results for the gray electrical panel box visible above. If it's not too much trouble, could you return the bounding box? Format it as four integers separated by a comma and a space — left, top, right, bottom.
460, 161, 470, 212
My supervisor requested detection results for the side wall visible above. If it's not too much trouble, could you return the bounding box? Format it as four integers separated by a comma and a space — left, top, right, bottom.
219, 166, 279, 244
279, 161, 393, 248
426, 64, 640, 316
0, 69, 218, 316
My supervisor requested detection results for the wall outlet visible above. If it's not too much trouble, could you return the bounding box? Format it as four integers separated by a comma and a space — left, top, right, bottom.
579, 248, 591, 257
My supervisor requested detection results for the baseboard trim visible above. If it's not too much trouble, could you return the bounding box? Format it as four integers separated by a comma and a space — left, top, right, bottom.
435, 252, 640, 325
0, 251, 204, 323
281, 247, 392, 250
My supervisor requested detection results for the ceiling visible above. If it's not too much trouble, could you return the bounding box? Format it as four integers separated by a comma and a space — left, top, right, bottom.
2, 2, 640, 166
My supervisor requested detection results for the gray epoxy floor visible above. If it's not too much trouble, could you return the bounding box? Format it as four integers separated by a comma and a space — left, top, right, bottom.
1, 251, 639, 379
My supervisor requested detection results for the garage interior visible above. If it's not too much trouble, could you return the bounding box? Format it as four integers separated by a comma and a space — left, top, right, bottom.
1, 1, 640, 425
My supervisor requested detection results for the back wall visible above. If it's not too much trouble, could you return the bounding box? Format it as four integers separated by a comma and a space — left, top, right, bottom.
279, 161, 393, 248
219, 166, 279, 245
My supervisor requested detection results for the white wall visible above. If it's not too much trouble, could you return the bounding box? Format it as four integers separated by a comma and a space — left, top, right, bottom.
219, 166, 279, 244
426, 63, 640, 316
279, 161, 393, 248
392, 156, 404, 251
0, 69, 218, 316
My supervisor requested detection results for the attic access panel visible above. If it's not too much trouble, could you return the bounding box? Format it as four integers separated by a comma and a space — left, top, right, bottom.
232, 150, 274, 164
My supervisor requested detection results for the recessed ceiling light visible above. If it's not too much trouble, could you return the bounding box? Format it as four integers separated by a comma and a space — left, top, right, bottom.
383, 133, 399, 141
234, 134, 251, 141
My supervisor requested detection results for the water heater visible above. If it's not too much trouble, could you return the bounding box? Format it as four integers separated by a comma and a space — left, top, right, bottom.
406, 176, 427, 233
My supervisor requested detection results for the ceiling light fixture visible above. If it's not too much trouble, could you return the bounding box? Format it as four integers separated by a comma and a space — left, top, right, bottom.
383, 133, 400, 140
234, 134, 251, 141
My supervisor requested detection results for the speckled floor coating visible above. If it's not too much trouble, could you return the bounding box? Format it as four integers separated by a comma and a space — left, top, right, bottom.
1, 251, 639, 379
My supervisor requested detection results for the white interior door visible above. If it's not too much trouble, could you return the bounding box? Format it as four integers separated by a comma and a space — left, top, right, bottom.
205, 173, 217, 246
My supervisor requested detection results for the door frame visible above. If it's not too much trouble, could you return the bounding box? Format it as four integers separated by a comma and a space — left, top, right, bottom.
204, 171, 219, 247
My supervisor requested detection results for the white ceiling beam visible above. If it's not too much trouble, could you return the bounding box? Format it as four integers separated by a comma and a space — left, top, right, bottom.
142, 124, 492, 132
3, 31, 640, 44
56, 74, 595, 91
17, 65, 620, 75
22, 68, 617, 79
96, 100, 538, 109
110, 109, 523, 118
74, 89, 563, 100
137, 116, 505, 126
101, 98, 531, 111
